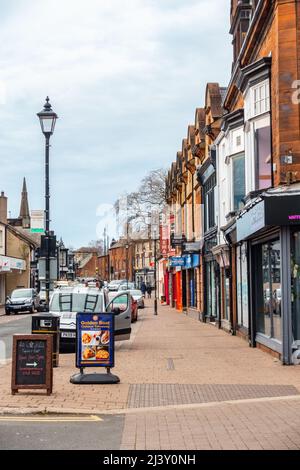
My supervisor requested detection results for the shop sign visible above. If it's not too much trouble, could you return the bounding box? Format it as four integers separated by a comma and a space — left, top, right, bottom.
169, 256, 185, 267
183, 242, 201, 253
265, 195, 300, 226
30, 210, 45, 234
170, 234, 187, 248
160, 224, 170, 258
183, 254, 200, 269
10, 258, 26, 270
192, 254, 200, 267
0, 256, 10, 272
76, 313, 114, 369
237, 200, 265, 242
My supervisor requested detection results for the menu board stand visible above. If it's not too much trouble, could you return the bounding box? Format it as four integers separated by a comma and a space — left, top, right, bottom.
70, 313, 120, 385
11, 334, 53, 395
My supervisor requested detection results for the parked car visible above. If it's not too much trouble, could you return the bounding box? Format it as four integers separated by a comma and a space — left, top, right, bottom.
5, 288, 41, 315
118, 282, 136, 291
108, 280, 125, 291
129, 289, 145, 309
49, 286, 132, 351
108, 291, 138, 322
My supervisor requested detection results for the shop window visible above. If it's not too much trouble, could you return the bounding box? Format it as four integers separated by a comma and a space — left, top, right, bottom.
204, 175, 216, 233
256, 240, 281, 341
205, 261, 218, 318
188, 269, 197, 308
221, 269, 230, 321
291, 230, 300, 344
232, 154, 245, 211
255, 125, 272, 190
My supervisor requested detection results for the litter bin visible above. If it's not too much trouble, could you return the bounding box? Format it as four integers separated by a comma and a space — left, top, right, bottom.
32, 315, 60, 367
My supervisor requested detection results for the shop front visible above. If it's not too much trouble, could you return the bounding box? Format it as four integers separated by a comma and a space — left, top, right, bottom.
236, 189, 300, 364
135, 268, 155, 288
0, 255, 27, 300
183, 253, 200, 317
202, 231, 220, 323
212, 244, 231, 332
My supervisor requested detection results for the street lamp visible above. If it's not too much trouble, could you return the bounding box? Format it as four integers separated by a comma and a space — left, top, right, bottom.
37, 97, 58, 308
153, 226, 159, 315
125, 244, 129, 289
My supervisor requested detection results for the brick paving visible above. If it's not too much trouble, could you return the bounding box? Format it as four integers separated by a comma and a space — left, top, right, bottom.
127, 383, 299, 408
1, 300, 300, 449
120, 398, 300, 450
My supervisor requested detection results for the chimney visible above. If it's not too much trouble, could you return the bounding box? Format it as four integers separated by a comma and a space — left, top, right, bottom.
0, 191, 8, 224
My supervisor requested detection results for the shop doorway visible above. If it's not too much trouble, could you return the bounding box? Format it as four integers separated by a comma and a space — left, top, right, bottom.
291, 230, 300, 346
182, 270, 187, 310
255, 239, 282, 343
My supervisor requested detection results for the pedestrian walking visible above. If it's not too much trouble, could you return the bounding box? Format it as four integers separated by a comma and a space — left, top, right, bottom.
141, 281, 147, 297
146, 284, 152, 299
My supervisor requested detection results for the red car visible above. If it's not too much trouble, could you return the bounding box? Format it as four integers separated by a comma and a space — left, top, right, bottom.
108, 292, 138, 323
131, 297, 138, 322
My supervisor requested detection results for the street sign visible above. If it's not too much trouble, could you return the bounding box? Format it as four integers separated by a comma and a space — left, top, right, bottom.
30, 210, 45, 234
11, 334, 53, 395
169, 256, 185, 267
75, 313, 115, 369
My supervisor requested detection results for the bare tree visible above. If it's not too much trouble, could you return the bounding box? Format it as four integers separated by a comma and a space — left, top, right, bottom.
88, 239, 104, 255
114, 168, 167, 235
138, 168, 167, 207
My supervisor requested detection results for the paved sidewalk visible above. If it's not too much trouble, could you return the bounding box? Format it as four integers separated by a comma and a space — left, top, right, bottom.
1, 300, 300, 449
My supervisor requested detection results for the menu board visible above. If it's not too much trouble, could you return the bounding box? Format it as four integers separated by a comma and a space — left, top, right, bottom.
11, 335, 53, 395
76, 313, 114, 369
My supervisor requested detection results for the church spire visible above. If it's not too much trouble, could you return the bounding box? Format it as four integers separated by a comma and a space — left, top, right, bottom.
19, 177, 30, 228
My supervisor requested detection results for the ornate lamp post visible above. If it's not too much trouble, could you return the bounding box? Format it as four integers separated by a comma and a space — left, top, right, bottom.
153, 226, 159, 315
37, 97, 58, 307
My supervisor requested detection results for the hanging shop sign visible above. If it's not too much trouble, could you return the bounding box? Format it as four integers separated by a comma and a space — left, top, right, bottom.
183, 242, 201, 253
76, 313, 114, 369
169, 256, 186, 267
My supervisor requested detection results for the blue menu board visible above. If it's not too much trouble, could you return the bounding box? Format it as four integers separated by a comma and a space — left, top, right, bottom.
76, 313, 114, 368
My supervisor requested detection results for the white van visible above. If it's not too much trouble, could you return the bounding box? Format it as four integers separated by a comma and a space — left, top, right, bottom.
49, 286, 132, 351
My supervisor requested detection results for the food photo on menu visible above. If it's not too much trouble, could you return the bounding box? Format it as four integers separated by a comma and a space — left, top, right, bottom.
81, 330, 110, 346
82, 345, 110, 361
81, 331, 110, 361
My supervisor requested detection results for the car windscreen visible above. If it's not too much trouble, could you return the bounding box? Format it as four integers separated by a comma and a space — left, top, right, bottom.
11, 289, 32, 299
50, 292, 104, 313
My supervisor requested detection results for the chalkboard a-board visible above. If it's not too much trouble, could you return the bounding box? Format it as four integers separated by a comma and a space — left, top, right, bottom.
11, 335, 53, 395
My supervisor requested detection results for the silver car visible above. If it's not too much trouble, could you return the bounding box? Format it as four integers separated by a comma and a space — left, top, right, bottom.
49, 286, 132, 351
121, 289, 145, 309
108, 280, 124, 291
5, 288, 41, 315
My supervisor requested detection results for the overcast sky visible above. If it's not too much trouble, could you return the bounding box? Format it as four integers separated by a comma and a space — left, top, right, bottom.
0, 0, 232, 248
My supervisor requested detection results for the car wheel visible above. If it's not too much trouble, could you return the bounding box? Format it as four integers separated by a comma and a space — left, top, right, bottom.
5, 310, 11, 315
